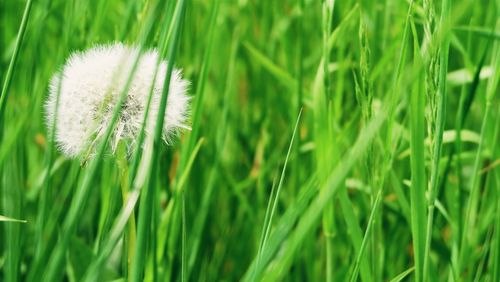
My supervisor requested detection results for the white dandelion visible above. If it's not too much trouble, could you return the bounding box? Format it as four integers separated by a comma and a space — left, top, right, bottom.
45, 43, 190, 158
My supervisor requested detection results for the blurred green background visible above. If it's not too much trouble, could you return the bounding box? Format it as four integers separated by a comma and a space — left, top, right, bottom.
0, 0, 499, 281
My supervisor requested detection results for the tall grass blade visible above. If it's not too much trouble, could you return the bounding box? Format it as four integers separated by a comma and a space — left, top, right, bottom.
260, 106, 388, 281
409, 21, 427, 282
0, 0, 33, 120
129, 0, 186, 281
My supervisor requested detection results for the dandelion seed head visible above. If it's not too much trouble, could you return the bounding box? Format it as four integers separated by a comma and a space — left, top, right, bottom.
45, 43, 190, 158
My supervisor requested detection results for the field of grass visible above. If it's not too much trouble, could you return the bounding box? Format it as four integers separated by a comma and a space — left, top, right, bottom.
1, 0, 499, 281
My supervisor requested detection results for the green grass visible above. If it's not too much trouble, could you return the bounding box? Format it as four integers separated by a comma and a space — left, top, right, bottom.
1, 0, 499, 281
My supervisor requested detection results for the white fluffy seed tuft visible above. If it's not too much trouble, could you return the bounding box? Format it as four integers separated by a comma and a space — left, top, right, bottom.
45, 43, 190, 158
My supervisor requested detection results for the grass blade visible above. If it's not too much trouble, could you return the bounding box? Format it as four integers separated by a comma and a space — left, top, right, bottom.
252, 109, 302, 281
409, 21, 427, 282
0, 215, 26, 223
0, 0, 33, 120
130, 0, 186, 281
259, 105, 388, 281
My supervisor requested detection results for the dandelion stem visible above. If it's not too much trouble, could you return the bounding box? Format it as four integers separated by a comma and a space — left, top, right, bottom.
116, 142, 136, 277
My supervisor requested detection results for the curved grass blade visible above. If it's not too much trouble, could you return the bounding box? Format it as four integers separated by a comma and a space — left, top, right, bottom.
389, 267, 415, 282
0, 0, 34, 121
242, 176, 318, 282
251, 109, 302, 281
243, 42, 297, 91
247, 104, 388, 281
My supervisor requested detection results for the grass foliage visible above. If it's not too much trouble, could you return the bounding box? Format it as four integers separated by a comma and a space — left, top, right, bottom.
0, 0, 499, 281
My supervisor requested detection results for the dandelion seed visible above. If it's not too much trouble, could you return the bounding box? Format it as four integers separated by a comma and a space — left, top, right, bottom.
45, 43, 190, 158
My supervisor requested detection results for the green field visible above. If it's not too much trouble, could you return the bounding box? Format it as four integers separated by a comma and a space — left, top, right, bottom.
1, 0, 499, 281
